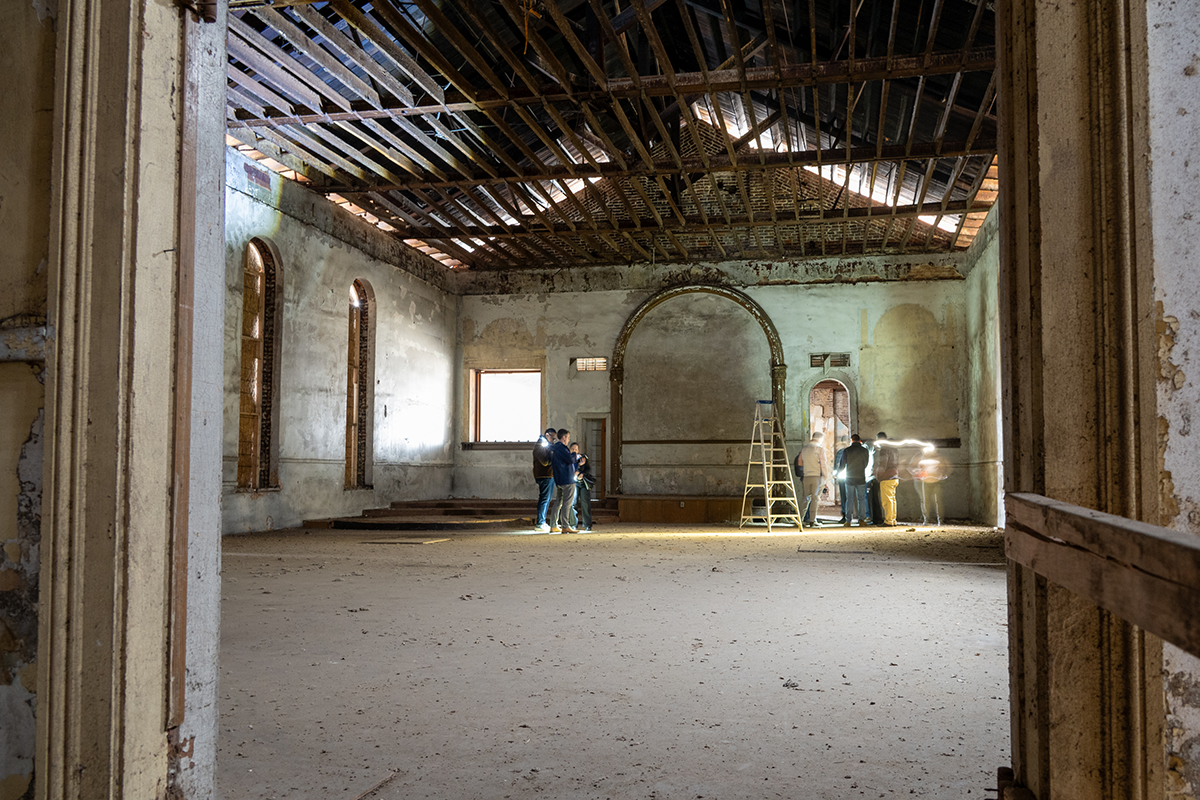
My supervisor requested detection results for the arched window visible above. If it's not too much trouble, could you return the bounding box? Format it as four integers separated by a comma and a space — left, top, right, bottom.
237, 239, 282, 490
346, 279, 375, 489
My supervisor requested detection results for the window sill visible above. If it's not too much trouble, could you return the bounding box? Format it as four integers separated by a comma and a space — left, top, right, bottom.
234, 486, 281, 494
461, 441, 535, 451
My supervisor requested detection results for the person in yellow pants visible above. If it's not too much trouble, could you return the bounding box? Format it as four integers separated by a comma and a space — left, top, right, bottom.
873, 431, 900, 526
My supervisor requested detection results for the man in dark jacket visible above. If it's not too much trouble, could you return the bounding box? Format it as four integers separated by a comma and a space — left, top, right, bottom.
532, 427, 556, 532
842, 434, 872, 526
833, 444, 850, 524
547, 429, 578, 533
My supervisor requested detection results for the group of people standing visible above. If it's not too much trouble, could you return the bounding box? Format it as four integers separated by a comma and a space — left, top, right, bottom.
532, 427, 595, 533
796, 431, 948, 527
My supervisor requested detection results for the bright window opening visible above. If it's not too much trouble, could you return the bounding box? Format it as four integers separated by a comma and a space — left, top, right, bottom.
474, 370, 541, 442
574, 357, 608, 372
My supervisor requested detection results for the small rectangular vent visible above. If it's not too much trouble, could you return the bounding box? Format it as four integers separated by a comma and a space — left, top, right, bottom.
810, 353, 851, 368
575, 357, 608, 372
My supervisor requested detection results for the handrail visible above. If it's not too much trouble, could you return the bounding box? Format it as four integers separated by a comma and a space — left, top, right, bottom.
1005, 493, 1200, 658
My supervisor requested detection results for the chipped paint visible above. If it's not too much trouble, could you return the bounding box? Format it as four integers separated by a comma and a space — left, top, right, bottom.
1161, 416, 1182, 522
1166, 646, 1200, 800
1159, 305, 1186, 390
1, 370, 41, 799
0, 325, 48, 363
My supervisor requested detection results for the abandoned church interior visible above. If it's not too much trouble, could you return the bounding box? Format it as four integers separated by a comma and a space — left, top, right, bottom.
2, 0, 1199, 795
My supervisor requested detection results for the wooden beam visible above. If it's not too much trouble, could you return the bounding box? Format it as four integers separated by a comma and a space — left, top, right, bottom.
311, 139, 997, 192
378, 198, 993, 238
1006, 492, 1200, 659
224, 48, 997, 120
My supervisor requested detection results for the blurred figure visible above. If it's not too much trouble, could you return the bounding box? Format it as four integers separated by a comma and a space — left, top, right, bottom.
833, 442, 850, 524
799, 433, 826, 527
874, 431, 900, 526
843, 434, 872, 525
911, 447, 948, 526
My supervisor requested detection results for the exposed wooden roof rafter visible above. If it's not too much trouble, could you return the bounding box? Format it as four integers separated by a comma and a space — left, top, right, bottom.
224, 0, 999, 269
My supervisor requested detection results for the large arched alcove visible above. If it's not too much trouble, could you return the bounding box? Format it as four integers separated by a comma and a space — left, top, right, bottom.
610, 285, 786, 495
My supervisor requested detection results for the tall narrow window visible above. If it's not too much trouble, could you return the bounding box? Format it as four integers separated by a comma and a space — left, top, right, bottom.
237, 239, 281, 490
346, 279, 375, 488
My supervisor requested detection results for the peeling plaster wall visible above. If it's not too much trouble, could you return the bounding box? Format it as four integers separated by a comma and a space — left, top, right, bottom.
1145, 4, 1200, 797
0, 366, 41, 800
223, 150, 457, 531
755, 281, 970, 522
455, 290, 635, 498
623, 293, 772, 495
459, 273, 984, 521
962, 208, 1003, 526
0, 2, 54, 797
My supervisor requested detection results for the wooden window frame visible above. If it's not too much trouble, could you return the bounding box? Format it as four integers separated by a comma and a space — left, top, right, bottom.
236, 238, 282, 492
470, 368, 542, 444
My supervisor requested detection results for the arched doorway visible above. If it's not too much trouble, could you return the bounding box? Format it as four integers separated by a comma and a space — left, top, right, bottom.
610, 284, 786, 495
808, 379, 851, 518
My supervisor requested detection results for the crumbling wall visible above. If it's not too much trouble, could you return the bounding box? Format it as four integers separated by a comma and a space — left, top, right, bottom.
0, 0, 55, 795
622, 292, 771, 495
755, 280, 970, 521
461, 275, 979, 520
0, 366, 41, 800
454, 290, 635, 498
222, 149, 458, 532
962, 208, 1003, 526
1147, 3, 1200, 794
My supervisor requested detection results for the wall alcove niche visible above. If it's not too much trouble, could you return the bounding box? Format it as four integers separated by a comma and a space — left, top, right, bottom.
610, 285, 785, 496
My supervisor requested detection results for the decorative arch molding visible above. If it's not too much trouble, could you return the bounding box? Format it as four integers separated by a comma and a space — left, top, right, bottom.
795, 370, 859, 441
609, 283, 787, 495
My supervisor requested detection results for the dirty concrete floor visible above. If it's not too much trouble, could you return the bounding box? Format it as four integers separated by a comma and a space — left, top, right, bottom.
218, 523, 1009, 799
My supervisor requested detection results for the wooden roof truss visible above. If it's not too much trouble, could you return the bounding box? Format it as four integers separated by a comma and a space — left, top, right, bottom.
225, 0, 998, 269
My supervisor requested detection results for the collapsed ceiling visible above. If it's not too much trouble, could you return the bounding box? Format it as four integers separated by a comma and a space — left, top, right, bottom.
224, 0, 997, 270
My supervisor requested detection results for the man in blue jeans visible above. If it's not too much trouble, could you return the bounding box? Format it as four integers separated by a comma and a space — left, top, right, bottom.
842, 433, 872, 525
548, 429, 578, 533
532, 427, 556, 532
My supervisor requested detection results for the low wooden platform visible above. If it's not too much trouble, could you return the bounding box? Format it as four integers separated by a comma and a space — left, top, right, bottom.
613, 495, 745, 524
304, 497, 618, 531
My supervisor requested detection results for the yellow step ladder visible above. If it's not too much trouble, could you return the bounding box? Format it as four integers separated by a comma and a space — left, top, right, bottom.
739, 400, 804, 532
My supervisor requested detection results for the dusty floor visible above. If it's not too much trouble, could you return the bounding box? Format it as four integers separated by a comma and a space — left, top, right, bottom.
218, 522, 1009, 799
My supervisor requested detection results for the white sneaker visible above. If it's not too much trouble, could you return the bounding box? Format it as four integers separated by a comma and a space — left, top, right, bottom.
535, 523, 550, 532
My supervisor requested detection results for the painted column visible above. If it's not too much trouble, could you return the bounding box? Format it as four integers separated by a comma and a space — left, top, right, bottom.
998, 0, 1163, 795
36, 0, 224, 797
